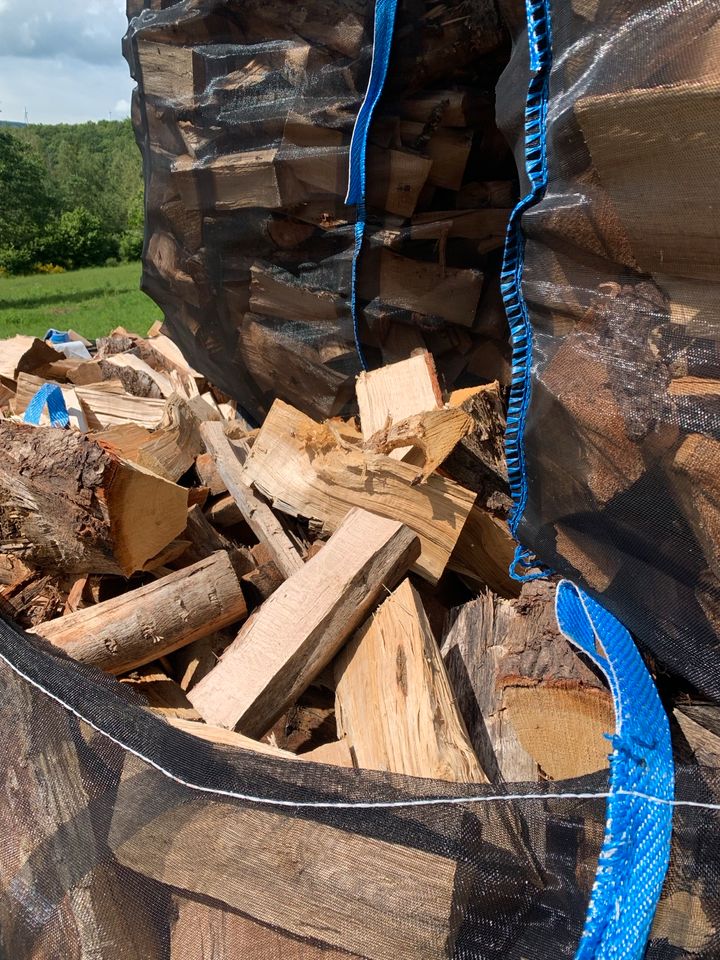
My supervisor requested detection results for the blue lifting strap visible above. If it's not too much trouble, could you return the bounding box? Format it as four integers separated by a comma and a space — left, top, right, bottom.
23, 383, 70, 429
556, 581, 674, 960
346, 0, 399, 371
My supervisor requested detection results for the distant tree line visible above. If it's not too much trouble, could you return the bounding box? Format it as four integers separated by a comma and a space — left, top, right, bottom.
0, 120, 144, 275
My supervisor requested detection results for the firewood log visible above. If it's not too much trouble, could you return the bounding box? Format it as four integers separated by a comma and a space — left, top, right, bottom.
188, 509, 420, 735
237, 314, 355, 421
241, 399, 476, 584
575, 80, 720, 280
33, 552, 247, 675
541, 333, 645, 505
359, 249, 483, 329
205, 494, 243, 528
75, 381, 167, 430
182, 504, 248, 567
442, 383, 510, 510
170, 895, 360, 960
99, 352, 174, 399
666, 433, 720, 580
0, 335, 59, 386
122, 666, 202, 721
366, 407, 474, 482
200, 421, 304, 579
0, 671, 164, 960
335, 579, 487, 782
356, 351, 442, 450
441, 581, 613, 781
0, 421, 188, 576
110, 754, 459, 960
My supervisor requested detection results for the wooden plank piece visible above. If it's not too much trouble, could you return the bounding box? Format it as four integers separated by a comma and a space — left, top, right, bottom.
188, 508, 420, 736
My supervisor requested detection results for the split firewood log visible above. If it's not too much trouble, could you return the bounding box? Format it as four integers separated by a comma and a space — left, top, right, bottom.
0, 421, 188, 576
0, 671, 164, 960
442, 580, 613, 781
241, 399, 477, 584
33, 552, 247, 675
335, 578, 487, 782
188, 509, 420, 736
0, 335, 59, 386
110, 754, 459, 960
356, 350, 443, 451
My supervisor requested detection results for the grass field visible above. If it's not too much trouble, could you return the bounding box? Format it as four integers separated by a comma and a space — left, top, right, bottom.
0, 262, 163, 341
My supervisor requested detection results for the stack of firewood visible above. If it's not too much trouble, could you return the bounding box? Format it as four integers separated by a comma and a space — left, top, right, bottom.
124, 0, 517, 423
1, 326, 718, 957
0, 326, 643, 785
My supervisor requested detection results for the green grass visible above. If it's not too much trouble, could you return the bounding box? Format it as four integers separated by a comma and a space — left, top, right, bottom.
0, 262, 163, 341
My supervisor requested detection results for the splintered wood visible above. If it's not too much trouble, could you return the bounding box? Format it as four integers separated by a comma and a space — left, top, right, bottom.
0, 334, 616, 792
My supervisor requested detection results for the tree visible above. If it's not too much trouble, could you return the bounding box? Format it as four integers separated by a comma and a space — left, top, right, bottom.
38, 207, 116, 270
0, 131, 57, 272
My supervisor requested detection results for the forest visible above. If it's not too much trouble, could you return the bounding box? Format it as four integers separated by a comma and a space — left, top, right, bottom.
0, 119, 144, 275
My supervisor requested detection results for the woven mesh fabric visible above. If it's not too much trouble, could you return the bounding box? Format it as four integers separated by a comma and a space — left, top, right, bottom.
122, 0, 510, 423
0, 620, 718, 959
494, 0, 720, 702
1, 1, 719, 957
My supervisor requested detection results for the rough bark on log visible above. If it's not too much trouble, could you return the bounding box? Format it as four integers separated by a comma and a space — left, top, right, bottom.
33, 552, 247, 675
0, 422, 188, 576
441, 581, 613, 781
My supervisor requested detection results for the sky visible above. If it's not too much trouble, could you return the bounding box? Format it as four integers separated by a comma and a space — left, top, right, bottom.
0, 0, 134, 125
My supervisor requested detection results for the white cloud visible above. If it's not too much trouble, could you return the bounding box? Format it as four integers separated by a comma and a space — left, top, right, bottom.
0, 0, 134, 123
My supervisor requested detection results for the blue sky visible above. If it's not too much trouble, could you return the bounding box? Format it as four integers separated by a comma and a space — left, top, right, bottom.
0, 0, 134, 124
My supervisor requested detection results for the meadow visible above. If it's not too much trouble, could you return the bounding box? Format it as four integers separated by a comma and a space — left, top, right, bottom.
0, 262, 162, 341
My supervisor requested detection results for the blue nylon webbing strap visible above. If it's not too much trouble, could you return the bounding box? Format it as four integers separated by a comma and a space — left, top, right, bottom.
346, 0, 399, 372
23, 383, 70, 428
556, 581, 674, 960
500, 0, 553, 582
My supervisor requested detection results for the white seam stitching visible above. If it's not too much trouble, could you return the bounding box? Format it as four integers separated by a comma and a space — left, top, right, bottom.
2, 650, 718, 812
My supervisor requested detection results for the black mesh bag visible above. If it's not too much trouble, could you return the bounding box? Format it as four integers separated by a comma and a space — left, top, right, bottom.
1, 1, 720, 958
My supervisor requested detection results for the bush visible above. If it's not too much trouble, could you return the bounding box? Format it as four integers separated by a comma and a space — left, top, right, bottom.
0, 244, 37, 275
118, 229, 144, 262
34, 262, 66, 274
37, 207, 116, 271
